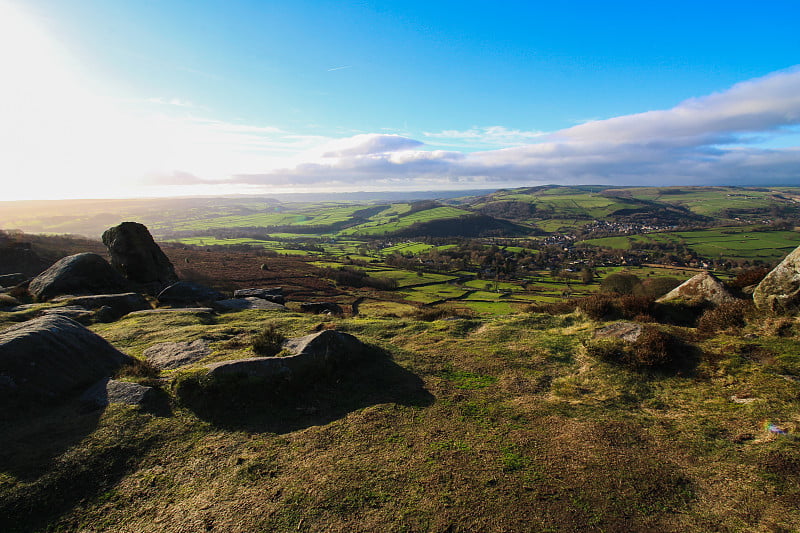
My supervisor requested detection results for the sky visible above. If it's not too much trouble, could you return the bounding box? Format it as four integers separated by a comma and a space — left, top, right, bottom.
1, 0, 799, 200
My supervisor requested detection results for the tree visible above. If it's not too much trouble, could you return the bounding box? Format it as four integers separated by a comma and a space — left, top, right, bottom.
600, 273, 642, 295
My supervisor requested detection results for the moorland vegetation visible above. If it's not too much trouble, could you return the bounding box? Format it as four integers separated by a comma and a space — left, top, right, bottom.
1, 186, 800, 531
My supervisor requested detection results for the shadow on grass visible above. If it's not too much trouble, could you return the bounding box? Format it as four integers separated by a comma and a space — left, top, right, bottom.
178, 346, 435, 434
0, 399, 103, 481
0, 400, 162, 533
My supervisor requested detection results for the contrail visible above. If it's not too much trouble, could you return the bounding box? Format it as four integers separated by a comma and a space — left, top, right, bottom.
327, 65, 352, 72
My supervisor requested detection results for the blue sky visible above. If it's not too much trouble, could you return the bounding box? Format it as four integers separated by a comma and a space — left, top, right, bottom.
2, 0, 800, 199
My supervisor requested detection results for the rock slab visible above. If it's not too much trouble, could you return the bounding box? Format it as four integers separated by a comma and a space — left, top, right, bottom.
214, 297, 287, 311
594, 321, 643, 343
234, 288, 285, 304
144, 339, 212, 369
102, 222, 178, 289
81, 377, 157, 409
754, 244, 800, 314
0, 315, 131, 399
28, 253, 129, 301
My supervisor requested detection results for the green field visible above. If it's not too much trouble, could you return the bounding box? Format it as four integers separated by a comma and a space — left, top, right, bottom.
581, 227, 800, 262
339, 206, 472, 236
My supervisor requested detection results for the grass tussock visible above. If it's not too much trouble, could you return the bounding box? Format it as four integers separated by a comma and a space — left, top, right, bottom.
586, 325, 689, 370
251, 322, 286, 356
697, 299, 754, 335
577, 293, 656, 321
407, 305, 475, 321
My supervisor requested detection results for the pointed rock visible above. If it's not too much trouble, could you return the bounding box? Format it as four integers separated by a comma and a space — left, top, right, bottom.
753, 244, 800, 314
656, 271, 735, 307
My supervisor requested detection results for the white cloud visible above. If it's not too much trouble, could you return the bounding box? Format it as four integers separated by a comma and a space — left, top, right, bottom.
423, 126, 546, 148
319, 134, 424, 158
557, 67, 800, 144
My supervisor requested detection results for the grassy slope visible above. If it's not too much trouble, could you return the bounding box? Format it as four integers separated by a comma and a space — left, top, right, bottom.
2, 308, 800, 532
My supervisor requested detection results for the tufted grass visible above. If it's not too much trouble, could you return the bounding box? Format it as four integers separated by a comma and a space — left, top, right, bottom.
1, 306, 800, 531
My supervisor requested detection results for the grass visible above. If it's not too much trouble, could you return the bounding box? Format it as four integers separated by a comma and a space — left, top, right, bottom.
580, 226, 799, 262
3, 303, 800, 531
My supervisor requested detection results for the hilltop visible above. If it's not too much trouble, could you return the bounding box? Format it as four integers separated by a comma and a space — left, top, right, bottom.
1, 218, 799, 531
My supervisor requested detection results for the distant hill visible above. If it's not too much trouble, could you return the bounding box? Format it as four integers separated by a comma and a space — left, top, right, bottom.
1, 185, 798, 239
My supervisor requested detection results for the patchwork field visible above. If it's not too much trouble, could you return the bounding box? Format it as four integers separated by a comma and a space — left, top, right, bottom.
581, 227, 800, 262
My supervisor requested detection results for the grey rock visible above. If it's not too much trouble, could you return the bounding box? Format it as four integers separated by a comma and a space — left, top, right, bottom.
214, 297, 287, 311
28, 253, 129, 301
204, 330, 367, 387
52, 292, 151, 319
0, 273, 27, 286
3, 303, 40, 313
0, 315, 131, 399
144, 339, 212, 369
300, 302, 344, 315
656, 271, 736, 307
102, 222, 178, 290
0, 294, 20, 307
157, 281, 225, 305
594, 321, 644, 343
0, 242, 49, 277
41, 305, 95, 324
233, 288, 285, 304
81, 377, 157, 409
128, 307, 215, 316
754, 244, 800, 314
94, 305, 117, 323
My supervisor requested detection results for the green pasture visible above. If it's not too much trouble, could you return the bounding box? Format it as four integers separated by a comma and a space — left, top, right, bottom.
580, 227, 799, 262
400, 283, 469, 303
339, 206, 471, 236
534, 219, 589, 232
612, 186, 797, 218
379, 242, 437, 255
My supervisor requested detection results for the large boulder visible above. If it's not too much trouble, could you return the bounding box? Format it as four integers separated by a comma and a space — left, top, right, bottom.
157, 281, 225, 305
28, 253, 129, 301
656, 271, 736, 307
102, 222, 178, 290
0, 315, 131, 400
202, 330, 367, 387
754, 244, 800, 314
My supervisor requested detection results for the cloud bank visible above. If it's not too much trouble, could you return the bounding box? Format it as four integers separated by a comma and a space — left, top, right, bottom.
224, 67, 800, 191
1, 2, 798, 201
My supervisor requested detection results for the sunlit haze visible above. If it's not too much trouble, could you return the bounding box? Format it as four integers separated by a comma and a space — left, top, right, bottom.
2, 0, 799, 200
